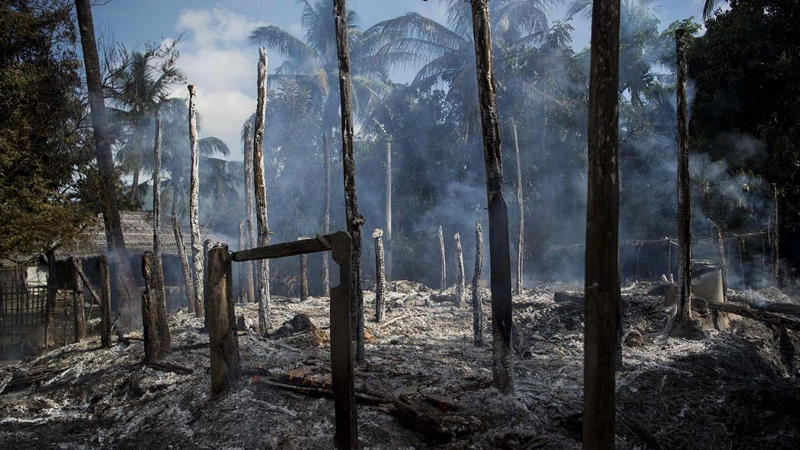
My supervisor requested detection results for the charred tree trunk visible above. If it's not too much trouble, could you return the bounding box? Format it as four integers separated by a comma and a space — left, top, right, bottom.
299, 237, 310, 301
771, 184, 780, 286
373, 229, 386, 323
203, 239, 212, 325
74, 0, 137, 330
472, 220, 484, 347
583, 1, 621, 448
99, 255, 112, 348
142, 251, 171, 362
323, 132, 331, 295
470, 0, 514, 394
206, 244, 242, 395
385, 142, 392, 281
188, 85, 204, 318
674, 29, 693, 330
153, 110, 162, 257
45, 250, 56, 348
129, 168, 140, 203
333, 0, 366, 363
438, 225, 447, 292
512, 119, 524, 295
738, 236, 747, 289
71, 258, 85, 343
454, 233, 465, 307
244, 122, 257, 302
238, 221, 247, 303
253, 47, 272, 333
172, 192, 195, 313
711, 222, 728, 300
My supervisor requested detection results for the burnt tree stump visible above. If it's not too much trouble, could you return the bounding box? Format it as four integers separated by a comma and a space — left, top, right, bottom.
206, 244, 242, 395
454, 233, 465, 307
142, 251, 171, 362
438, 225, 447, 293
472, 221, 484, 347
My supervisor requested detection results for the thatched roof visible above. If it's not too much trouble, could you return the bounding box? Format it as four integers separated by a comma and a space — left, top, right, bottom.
54, 211, 181, 261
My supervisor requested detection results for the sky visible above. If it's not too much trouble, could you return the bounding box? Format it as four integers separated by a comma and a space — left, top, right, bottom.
92, 0, 713, 160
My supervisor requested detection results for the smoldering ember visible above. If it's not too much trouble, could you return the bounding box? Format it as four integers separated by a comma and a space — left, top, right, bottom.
2, 1, 799, 449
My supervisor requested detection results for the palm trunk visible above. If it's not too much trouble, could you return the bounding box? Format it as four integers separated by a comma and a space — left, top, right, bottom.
74, 0, 137, 329
323, 132, 331, 295
172, 190, 195, 312
253, 47, 272, 333
334, 0, 366, 362
153, 110, 162, 257
243, 122, 257, 302
188, 85, 204, 318
512, 120, 524, 295
438, 225, 447, 292
674, 29, 693, 328
470, 0, 514, 394
385, 142, 392, 281
472, 220, 484, 347
238, 221, 247, 303
583, 1, 621, 448
454, 233, 465, 306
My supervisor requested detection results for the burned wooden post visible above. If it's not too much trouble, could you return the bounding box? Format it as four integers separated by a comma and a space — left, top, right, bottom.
673, 29, 694, 334
206, 244, 242, 395
188, 85, 204, 318
771, 184, 780, 286
231, 232, 357, 448
203, 238, 213, 324
711, 222, 728, 300
299, 237, 310, 301
454, 233, 465, 306
583, 0, 621, 448
142, 251, 171, 362
254, 47, 272, 333
153, 109, 163, 257
99, 255, 112, 348
45, 249, 56, 348
737, 236, 747, 289
71, 258, 86, 343
470, 0, 514, 394
243, 122, 257, 303
172, 214, 195, 313
512, 119, 524, 295
385, 142, 392, 280
472, 220, 484, 347
238, 221, 247, 303
438, 225, 447, 292
322, 132, 332, 295
373, 229, 386, 323
333, 0, 366, 362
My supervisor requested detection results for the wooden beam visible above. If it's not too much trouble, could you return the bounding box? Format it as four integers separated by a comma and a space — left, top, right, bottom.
232, 234, 334, 262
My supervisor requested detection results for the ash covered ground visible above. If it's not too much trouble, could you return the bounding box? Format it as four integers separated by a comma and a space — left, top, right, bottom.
1, 281, 799, 449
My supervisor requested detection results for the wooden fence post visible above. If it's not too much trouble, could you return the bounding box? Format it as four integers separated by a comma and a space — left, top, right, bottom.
71, 258, 86, 343
330, 232, 357, 449
99, 255, 112, 348
372, 229, 386, 323
206, 244, 241, 395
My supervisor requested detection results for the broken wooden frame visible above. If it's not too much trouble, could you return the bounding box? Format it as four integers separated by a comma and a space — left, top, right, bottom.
231, 231, 357, 450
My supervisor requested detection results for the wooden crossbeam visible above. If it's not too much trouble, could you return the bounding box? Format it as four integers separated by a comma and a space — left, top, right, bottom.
231, 233, 335, 262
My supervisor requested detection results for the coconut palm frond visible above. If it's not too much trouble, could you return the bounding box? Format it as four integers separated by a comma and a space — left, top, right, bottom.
198, 137, 230, 157
249, 25, 317, 63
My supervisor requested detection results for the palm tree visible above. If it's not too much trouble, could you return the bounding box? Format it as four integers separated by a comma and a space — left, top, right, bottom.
365, 0, 553, 139
106, 43, 184, 202
703, 0, 726, 19
248, 0, 389, 136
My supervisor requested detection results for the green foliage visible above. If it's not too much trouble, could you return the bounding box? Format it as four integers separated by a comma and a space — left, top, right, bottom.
0, 0, 92, 259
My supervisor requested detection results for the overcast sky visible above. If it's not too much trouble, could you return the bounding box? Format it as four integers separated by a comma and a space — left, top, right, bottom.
93, 0, 712, 160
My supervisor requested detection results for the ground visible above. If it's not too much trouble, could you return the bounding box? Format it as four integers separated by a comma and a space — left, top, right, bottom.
1, 281, 798, 449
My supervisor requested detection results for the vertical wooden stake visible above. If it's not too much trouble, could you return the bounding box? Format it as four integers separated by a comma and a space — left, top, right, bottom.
188, 85, 205, 318
243, 122, 257, 303
512, 119, 524, 295
329, 232, 357, 449
438, 225, 447, 292
472, 220, 484, 347
203, 238, 213, 326
99, 255, 112, 348
454, 233, 465, 306
71, 258, 86, 343
253, 47, 272, 333
372, 229, 386, 323
322, 132, 332, 295
385, 142, 392, 281
45, 250, 56, 348
206, 244, 241, 395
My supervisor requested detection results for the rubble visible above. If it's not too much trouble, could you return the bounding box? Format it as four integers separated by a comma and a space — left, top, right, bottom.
0, 281, 798, 449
